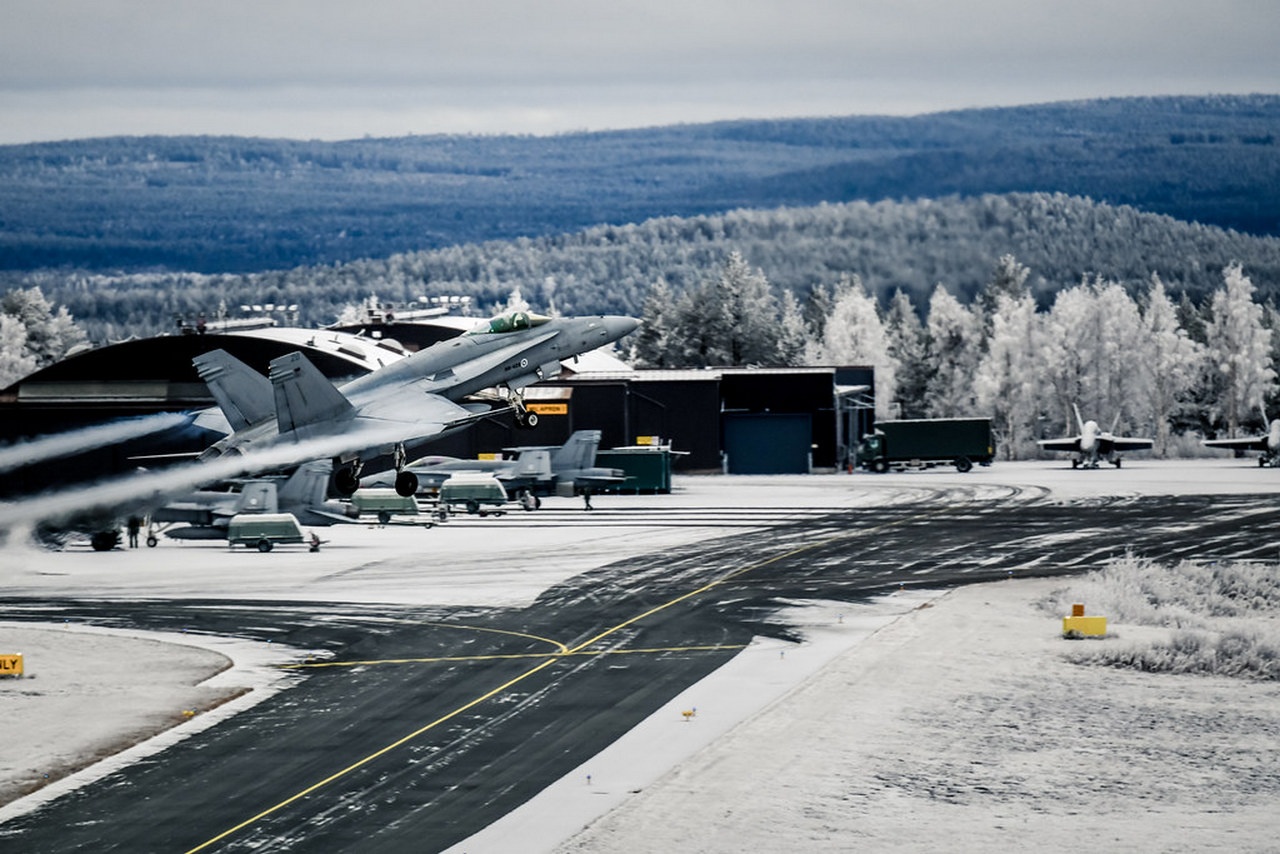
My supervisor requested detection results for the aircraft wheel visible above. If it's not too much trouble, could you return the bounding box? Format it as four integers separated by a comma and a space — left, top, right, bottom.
146, 535, 158, 548
395, 470, 419, 497
91, 531, 119, 552
332, 466, 361, 497
377, 510, 391, 526
257, 539, 273, 553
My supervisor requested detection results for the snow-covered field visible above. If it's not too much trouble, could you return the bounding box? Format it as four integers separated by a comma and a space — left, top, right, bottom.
2, 459, 1279, 848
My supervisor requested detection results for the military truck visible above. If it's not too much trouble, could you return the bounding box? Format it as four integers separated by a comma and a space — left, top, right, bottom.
857, 418, 994, 473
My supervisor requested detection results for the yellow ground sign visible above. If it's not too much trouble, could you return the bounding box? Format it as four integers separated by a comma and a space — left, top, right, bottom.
0, 653, 23, 677
526, 403, 568, 415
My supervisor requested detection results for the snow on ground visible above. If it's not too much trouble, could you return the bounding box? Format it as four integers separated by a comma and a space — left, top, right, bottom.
1, 458, 1279, 842
552, 577, 1280, 853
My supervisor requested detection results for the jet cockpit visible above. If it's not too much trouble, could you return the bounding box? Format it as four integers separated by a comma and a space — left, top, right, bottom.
466, 311, 552, 336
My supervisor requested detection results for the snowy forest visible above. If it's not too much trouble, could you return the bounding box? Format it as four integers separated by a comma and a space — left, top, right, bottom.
629, 251, 1276, 461
9, 192, 1280, 343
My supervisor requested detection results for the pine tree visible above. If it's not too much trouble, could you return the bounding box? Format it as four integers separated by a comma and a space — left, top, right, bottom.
884, 289, 929, 418
923, 284, 981, 417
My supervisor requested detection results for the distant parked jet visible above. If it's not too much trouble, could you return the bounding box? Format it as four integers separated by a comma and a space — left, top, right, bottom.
1038, 405, 1153, 468
1201, 401, 1280, 467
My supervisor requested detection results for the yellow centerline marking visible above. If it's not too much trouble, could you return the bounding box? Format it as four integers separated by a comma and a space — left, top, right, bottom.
188, 510, 930, 852
283, 643, 749, 669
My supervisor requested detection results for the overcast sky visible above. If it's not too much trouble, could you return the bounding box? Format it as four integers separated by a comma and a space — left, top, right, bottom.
1, 1, 1277, 144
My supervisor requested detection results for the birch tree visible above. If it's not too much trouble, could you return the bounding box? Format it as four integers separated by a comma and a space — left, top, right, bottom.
1205, 264, 1275, 436
806, 276, 900, 417
1138, 274, 1205, 455
975, 292, 1041, 459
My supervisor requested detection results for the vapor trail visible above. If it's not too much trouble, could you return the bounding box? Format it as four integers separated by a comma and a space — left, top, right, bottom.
0, 426, 416, 534
0, 413, 193, 475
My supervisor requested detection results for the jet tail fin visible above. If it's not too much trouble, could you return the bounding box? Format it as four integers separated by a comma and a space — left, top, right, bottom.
551, 430, 602, 472
269, 352, 354, 435
277, 460, 333, 509
194, 349, 275, 432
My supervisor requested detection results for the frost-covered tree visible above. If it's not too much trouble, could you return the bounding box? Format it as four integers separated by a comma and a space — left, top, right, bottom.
923, 284, 982, 417
0, 286, 87, 369
975, 292, 1041, 459
0, 314, 37, 389
977, 254, 1032, 333
775, 288, 811, 365
1204, 264, 1276, 436
1039, 277, 1144, 435
632, 278, 679, 368
1039, 283, 1094, 435
1092, 279, 1147, 431
668, 251, 783, 367
805, 275, 899, 416
883, 289, 929, 417
1138, 275, 1205, 455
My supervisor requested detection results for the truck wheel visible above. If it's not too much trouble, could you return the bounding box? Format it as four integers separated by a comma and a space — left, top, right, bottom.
954, 456, 973, 473
257, 539, 273, 553
90, 530, 119, 552
872, 459, 889, 474
466, 499, 480, 515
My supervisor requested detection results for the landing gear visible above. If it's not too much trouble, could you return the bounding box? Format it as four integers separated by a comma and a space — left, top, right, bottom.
394, 470, 419, 497
514, 405, 539, 429
332, 463, 362, 497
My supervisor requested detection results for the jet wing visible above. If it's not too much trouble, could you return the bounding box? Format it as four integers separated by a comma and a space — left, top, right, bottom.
1036, 437, 1081, 453
1106, 436, 1154, 453
1202, 436, 1269, 451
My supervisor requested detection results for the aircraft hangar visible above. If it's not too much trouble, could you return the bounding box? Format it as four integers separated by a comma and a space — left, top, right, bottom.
0, 314, 874, 495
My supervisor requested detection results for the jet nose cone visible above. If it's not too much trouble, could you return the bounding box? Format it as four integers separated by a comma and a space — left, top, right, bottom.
602, 315, 641, 340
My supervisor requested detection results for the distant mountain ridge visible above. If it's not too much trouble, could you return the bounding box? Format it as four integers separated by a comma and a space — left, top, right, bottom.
1, 94, 1278, 275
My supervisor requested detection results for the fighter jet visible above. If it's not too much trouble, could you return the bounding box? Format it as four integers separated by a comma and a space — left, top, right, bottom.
194, 311, 638, 497
362, 429, 626, 509
153, 460, 358, 541
1201, 401, 1280, 466
1038, 405, 1153, 468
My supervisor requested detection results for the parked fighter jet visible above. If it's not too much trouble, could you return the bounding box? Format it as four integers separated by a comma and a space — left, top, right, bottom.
194, 311, 638, 497
154, 460, 358, 541
1201, 401, 1280, 466
362, 429, 626, 509
1038, 405, 1153, 468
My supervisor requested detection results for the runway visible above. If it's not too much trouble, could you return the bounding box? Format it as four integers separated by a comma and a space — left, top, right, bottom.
1, 463, 1278, 852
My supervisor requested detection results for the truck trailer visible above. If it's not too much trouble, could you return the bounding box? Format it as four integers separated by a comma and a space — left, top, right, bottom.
858, 418, 994, 473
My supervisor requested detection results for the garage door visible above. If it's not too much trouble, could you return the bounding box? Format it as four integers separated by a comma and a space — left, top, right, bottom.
723, 413, 812, 474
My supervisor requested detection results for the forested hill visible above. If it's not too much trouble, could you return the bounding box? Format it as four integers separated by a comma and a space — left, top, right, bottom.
2, 94, 1279, 275
34, 192, 1280, 340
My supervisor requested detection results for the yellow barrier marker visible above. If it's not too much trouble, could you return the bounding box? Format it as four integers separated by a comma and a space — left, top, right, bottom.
0, 653, 23, 678
1062, 603, 1107, 638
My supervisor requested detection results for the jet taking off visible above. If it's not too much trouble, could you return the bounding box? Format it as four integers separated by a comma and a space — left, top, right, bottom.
194, 311, 638, 496
1038, 405, 1153, 468
1202, 401, 1280, 466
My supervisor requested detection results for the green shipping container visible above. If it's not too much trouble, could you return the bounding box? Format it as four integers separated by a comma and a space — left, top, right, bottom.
594, 447, 673, 494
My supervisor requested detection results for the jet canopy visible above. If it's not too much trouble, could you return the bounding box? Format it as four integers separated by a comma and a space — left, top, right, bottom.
466, 310, 552, 336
